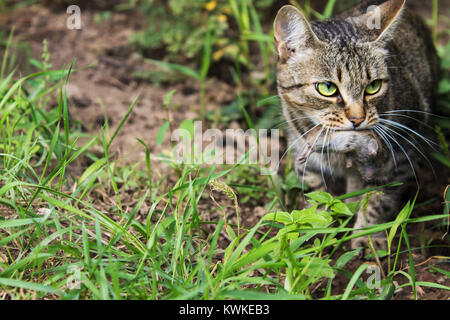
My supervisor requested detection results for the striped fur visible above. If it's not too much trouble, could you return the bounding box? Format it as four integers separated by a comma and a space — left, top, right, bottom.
274, 0, 440, 250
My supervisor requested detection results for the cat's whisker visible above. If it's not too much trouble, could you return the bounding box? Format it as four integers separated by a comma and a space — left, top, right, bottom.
282, 115, 313, 125
275, 116, 311, 129
379, 113, 435, 131
383, 109, 447, 119
302, 127, 325, 202
378, 117, 428, 152
278, 110, 317, 128
377, 123, 436, 177
325, 128, 334, 179
375, 125, 419, 185
279, 123, 321, 169
378, 117, 431, 154
373, 125, 398, 168
272, 114, 289, 128
378, 118, 439, 150
319, 127, 330, 190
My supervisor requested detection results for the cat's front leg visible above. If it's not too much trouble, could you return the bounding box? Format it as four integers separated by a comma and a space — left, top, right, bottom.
347, 173, 400, 252
294, 156, 327, 191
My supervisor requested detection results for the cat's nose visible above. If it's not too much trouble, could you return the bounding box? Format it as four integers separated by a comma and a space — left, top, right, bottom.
349, 117, 364, 128
345, 103, 365, 128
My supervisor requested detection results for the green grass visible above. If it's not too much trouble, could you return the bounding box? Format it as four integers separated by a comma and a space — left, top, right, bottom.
0, 0, 449, 300
0, 64, 448, 299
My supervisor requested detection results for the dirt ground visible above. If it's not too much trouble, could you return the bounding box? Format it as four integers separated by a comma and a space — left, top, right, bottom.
1, 1, 449, 299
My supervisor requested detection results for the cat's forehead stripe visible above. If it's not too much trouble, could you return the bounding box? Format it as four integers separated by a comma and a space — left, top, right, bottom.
311, 20, 360, 42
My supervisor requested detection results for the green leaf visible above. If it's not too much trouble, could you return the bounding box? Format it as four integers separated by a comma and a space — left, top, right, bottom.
322, 0, 337, 18
283, 170, 304, 191
156, 120, 170, 146
106, 96, 138, 151
0, 278, 60, 294
145, 59, 200, 80
224, 290, 305, 300
345, 201, 361, 214
29, 58, 44, 69
334, 249, 361, 269
263, 212, 292, 225
306, 191, 333, 204
336, 182, 403, 200
256, 95, 279, 107
429, 266, 450, 277
365, 250, 389, 259
303, 257, 335, 280
432, 153, 450, 168
223, 221, 264, 275
342, 263, 373, 300
284, 224, 299, 242
179, 119, 194, 138
163, 89, 176, 109
388, 200, 413, 248
292, 209, 333, 228
78, 158, 107, 184
331, 201, 354, 216
231, 239, 278, 272
397, 281, 450, 292
438, 79, 450, 95
297, 256, 335, 294
0, 217, 46, 229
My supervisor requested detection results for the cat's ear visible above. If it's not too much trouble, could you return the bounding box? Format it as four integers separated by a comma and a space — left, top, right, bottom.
348, 0, 406, 42
274, 5, 322, 63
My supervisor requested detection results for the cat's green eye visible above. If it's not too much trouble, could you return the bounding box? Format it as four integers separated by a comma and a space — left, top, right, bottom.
365, 80, 382, 95
316, 82, 338, 97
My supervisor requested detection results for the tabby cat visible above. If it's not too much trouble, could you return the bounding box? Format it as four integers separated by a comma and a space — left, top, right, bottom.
274, 0, 440, 250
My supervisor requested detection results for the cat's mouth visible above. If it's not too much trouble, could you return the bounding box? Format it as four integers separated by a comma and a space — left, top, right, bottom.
319, 114, 379, 132
322, 120, 378, 132
332, 126, 374, 132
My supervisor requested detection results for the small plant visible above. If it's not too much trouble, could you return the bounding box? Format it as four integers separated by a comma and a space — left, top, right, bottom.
132, 0, 230, 61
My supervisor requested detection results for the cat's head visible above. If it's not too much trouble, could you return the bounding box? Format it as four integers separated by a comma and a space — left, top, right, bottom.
275, 0, 405, 131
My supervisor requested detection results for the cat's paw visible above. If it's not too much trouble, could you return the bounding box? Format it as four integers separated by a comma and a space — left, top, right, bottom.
296, 143, 313, 165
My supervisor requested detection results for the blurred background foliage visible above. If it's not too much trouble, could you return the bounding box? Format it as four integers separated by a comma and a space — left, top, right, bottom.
2, 0, 449, 129
131, 0, 275, 62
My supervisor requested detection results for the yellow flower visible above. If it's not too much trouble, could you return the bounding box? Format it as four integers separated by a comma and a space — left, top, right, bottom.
222, 6, 232, 15
205, 1, 217, 11
218, 14, 227, 23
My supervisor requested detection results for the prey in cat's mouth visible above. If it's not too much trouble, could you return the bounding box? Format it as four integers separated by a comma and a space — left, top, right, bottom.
296, 128, 386, 182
